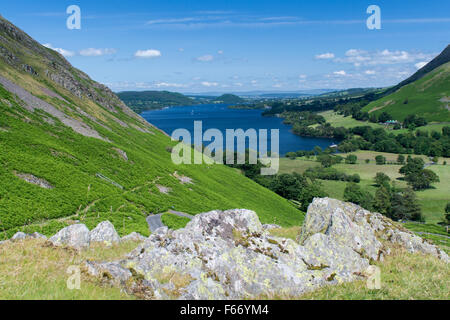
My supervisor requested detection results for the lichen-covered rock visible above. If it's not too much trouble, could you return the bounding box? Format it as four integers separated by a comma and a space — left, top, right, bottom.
121, 232, 146, 242
29, 232, 47, 240
11, 232, 27, 241
84, 261, 132, 285
49, 224, 90, 249
89, 221, 120, 245
83, 199, 448, 300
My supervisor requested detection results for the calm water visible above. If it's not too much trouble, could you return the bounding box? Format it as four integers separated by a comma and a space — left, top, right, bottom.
141, 104, 337, 155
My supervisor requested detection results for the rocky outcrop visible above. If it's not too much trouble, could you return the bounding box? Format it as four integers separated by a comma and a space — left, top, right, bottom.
82, 198, 447, 300
121, 232, 146, 242
89, 221, 121, 245
49, 224, 90, 249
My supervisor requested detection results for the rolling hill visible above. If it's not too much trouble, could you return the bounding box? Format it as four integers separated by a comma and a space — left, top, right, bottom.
117, 90, 196, 113
0, 16, 301, 240
363, 45, 450, 122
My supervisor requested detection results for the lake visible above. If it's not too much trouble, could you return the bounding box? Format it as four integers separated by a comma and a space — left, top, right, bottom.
141, 104, 337, 155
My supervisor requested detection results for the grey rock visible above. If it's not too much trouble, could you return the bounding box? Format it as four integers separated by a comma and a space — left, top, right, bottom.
262, 224, 282, 231
121, 232, 146, 242
29, 232, 47, 240
49, 224, 90, 249
300, 198, 384, 261
11, 232, 27, 241
89, 221, 120, 244
85, 261, 132, 285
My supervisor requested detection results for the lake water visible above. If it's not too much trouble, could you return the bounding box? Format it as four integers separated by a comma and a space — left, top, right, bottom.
141, 104, 337, 155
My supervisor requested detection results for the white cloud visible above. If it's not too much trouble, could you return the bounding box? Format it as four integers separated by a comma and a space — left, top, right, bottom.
333, 70, 347, 76
217, 50, 224, 55
415, 61, 429, 69
335, 49, 435, 67
315, 53, 335, 60
365, 70, 376, 75
43, 43, 75, 57
299, 74, 307, 79
178, 48, 185, 52
134, 49, 162, 58
79, 48, 116, 56
154, 82, 187, 88
201, 81, 219, 87
196, 54, 214, 62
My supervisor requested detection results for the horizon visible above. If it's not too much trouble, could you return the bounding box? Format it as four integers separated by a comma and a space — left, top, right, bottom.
1, 0, 449, 93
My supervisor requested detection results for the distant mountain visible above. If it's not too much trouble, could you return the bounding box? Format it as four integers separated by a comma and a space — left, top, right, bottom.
362, 45, 450, 122
213, 94, 246, 104
117, 91, 196, 113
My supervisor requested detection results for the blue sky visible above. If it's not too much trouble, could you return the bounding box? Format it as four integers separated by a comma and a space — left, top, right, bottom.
1, 0, 449, 93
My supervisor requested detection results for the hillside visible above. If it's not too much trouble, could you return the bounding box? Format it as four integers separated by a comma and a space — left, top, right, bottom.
363, 45, 450, 122
0, 16, 301, 240
213, 93, 245, 104
117, 91, 196, 113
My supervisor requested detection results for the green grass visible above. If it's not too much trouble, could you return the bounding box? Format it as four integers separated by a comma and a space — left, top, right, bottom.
298, 247, 450, 300
161, 213, 191, 230
0, 239, 139, 300
317, 110, 385, 129
363, 62, 450, 122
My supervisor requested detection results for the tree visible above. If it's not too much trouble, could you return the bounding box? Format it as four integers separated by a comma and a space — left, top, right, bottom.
375, 155, 386, 165
378, 112, 392, 123
345, 154, 358, 164
373, 185, 391, 216
390, 188, 423, 221
397, 154, 405, 165
403, 168, 440, 190
374, 172, 390, 187
445, 203, 450, 225
344, 183, 373, 210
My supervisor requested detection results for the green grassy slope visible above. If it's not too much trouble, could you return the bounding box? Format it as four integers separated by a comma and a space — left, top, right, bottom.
363, 62, 450, 122
0, 17, 301, 240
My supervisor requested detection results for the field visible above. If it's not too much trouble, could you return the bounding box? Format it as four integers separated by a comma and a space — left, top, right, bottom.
317, 110, 449, 136
316, 110, 385, 130
279, 150, 450, 224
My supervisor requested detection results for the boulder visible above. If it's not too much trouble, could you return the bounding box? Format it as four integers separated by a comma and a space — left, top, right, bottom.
121, 232, 146, 242
11, 232, 27, 241
29, 232, 47, 240
89, 221, 120, 245
84, 261, 132, 285
49, 224, 90, 249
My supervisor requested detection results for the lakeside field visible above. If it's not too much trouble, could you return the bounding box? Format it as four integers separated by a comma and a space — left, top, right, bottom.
279, 150, 450, 224
316, 110, 450, 135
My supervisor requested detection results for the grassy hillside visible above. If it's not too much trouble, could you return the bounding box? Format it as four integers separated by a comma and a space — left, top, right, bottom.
0, 17, 301, 240
363, 61, 450, 122
213, 94, 245, 104
117, 91, 196, 113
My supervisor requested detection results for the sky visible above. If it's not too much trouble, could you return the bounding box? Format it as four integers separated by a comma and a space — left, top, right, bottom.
1, 0, 450, 93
